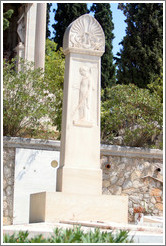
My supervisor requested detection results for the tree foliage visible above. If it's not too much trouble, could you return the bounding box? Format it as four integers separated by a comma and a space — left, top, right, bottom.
46, 3, 52, 38
3, 59, 47, 136
116, 3, 163, 88
147, 58, 163, 103
52, 3, 89, 49
101, 84, 163, 148
3, 9, 14, 31
90, 3, 116, 91
3, 39, 65, 138
44, 39, 65, 133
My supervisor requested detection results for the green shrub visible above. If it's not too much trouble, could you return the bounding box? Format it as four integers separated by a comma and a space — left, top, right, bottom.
3, 58, 48, 137
101, 84, 163, 148
3, 39, 65, 139
44, 39, 65, 134
3, 227, 134, 243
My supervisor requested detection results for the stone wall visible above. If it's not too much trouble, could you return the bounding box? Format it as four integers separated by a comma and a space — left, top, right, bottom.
3, 147, 15, 225
3, 137, 163, 225
101, 145, 163, 222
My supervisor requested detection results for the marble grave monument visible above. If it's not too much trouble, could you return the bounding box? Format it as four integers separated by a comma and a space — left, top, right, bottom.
30, 14, 128, 224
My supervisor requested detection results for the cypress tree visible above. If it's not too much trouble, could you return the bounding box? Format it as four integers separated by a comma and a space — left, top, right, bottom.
46, 3, 52, 39
116, 3, 163, 88
90, 3, 116, 90
52, 3, 89, 49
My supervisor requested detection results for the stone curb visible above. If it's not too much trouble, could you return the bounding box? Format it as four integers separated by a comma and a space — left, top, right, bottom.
3, 136, 163, 159
3, 136, 61, 151
100, 144, 163, 159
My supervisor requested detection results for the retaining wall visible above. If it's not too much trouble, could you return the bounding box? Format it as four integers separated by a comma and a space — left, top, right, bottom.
100, 144, 163, 222
3, 136, 163, 225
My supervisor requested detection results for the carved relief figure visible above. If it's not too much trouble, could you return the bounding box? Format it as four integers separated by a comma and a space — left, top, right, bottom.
78, 66, 91, 121
73, 65, 94, 126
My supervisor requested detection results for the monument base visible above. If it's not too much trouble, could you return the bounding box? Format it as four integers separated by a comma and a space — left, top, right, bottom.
29, 192, 128, 224
56, 167, 102, 195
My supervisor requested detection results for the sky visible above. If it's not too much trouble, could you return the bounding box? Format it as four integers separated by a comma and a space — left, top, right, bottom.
48, 3, 127, 58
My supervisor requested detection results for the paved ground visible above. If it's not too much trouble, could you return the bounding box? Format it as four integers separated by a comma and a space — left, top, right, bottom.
3, 219, 164, 244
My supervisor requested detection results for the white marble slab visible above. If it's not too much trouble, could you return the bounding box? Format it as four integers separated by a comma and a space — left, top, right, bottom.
13, 148, 59, 224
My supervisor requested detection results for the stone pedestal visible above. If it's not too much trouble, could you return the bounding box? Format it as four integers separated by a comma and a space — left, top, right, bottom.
57, 167, 102, 195
30, 192, 128, 224
14, 42, 25, 71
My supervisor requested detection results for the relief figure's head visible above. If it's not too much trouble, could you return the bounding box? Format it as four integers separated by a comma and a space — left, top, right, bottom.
79, 66, 90, 77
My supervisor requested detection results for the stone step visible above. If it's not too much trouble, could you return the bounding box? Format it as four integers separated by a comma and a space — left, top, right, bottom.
143, 215, 163, 226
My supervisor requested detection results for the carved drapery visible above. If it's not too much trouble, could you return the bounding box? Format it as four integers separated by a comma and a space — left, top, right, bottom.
17, 13, 25, 44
